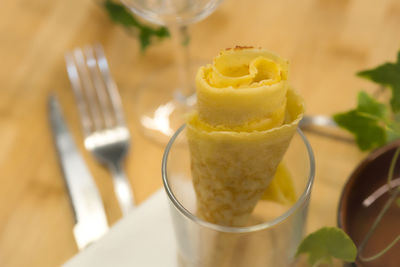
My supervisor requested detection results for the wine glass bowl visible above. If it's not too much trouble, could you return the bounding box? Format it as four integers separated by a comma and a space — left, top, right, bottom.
122, 0, 223, 26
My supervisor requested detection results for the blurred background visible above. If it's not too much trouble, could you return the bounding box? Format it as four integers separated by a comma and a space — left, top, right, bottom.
1, 0, 399, 266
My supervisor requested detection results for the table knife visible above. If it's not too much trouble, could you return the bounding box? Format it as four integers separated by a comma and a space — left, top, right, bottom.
48, 95, 109, 250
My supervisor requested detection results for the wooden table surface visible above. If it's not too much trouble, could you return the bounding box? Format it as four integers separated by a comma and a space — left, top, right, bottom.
1, 0, 400, 266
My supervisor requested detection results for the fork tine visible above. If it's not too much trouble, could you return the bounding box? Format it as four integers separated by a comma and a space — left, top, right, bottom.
84, 46, 113, 128
65, 52, 92, 137
73, 48, 103, 131
94, 44, 126, 126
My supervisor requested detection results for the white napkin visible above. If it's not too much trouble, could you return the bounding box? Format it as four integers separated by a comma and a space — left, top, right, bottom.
62, 189, 177, 267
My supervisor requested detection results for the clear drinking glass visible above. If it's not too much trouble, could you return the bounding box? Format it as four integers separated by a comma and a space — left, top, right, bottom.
122, 0, 223, 144
162, 125, 315, 267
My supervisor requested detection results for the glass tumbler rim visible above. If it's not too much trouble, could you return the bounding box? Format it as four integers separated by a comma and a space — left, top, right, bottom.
162, 124, 315, 233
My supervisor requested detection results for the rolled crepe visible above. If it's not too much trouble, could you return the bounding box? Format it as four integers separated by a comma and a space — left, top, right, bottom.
187, 46, 304, 227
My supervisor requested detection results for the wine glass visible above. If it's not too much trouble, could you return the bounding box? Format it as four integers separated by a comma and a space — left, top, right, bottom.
122, 0, 223, 144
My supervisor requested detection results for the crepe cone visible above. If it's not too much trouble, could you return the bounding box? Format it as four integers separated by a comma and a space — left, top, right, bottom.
187, 47, 304, 227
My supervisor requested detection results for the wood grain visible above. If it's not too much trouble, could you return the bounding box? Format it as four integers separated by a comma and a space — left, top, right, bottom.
0, 0, 399, 266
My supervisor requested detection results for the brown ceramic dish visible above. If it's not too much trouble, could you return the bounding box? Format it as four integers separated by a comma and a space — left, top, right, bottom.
338, 140, 400, 267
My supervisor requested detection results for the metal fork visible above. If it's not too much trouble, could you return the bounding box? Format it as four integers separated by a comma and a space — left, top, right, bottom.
65, 44, 135, 216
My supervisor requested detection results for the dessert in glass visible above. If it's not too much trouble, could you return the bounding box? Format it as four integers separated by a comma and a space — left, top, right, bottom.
162, 47, 315, 267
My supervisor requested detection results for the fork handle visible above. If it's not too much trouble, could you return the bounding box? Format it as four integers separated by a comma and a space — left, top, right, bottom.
108, 162, 135, 216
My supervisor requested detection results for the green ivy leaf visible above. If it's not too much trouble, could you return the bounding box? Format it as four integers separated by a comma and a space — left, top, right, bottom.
104, 0, 140, 27
103, 0, 170, 51
357, 51, 400, 112
296, 227, 357, 267
333, 91, 388, 151
357, 90, 388, 118
386, 120, 400, 143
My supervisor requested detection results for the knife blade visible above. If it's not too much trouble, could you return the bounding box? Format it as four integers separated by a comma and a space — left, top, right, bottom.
48, 94, 109, 250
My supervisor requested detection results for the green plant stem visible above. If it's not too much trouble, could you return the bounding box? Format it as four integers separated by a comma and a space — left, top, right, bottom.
358, 186, 400, 262
387, 147, 400, 189
360, 233, 400, 262
358, 147, 400, 261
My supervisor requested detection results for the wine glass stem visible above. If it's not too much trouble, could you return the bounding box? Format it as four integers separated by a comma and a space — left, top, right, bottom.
169, 25, 193, 101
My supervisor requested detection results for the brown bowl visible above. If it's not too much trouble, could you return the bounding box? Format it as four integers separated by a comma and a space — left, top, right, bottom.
338, 140, 400, 267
